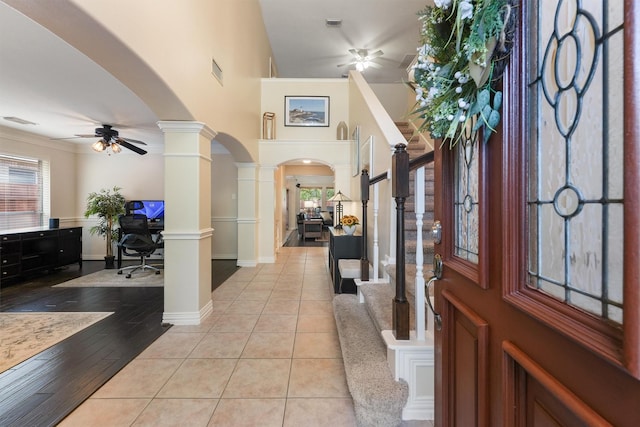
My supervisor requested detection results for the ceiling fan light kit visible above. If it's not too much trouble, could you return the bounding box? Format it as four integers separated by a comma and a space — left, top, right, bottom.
60, 124, 148, 155
91, 137, 122, 155
338, 48, 384, 72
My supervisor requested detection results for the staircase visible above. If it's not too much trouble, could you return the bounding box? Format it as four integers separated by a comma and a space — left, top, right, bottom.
392, 121, 435, 281
332, 122, 436, 425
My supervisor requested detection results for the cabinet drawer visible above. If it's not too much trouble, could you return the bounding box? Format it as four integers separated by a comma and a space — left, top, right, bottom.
1, 253, 20, 266
1, 234, 20, 243
0, 240, 20, 254
1, 263, 20, 279
22, 230, 57, 240
59, 227, 81, 236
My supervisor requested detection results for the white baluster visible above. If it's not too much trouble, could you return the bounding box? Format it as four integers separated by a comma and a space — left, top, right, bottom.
415, 166, 426, 341
373, 183, 379, 280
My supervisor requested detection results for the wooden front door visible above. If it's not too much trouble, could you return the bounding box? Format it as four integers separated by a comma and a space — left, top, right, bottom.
433, 1, 640, 426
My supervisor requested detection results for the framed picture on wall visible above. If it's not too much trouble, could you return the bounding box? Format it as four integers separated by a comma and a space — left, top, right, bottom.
284, 96, 330, 127
360, 135, 374, 175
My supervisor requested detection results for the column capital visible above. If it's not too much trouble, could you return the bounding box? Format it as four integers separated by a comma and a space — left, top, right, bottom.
157, 121, 217, 140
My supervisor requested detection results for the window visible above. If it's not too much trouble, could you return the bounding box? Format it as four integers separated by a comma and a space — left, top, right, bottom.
526, 0, 624, 324
299, 187, 322, 212
0, 154, 50, 229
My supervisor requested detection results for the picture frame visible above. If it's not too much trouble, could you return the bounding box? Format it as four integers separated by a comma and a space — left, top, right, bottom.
360, 135, 374, 175
351, 125, 360, 177
284, 96, 330, 127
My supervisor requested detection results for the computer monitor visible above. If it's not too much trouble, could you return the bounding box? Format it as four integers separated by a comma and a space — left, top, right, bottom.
132, 200, 164, 222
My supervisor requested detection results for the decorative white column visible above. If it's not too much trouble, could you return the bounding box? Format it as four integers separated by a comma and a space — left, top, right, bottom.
236, 163, 258, 267
158, 121, 215, 325
258, 166, 277, 263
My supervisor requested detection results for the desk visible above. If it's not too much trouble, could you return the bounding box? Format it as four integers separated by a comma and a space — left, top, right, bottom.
302, 220, 323, 239
116, 223, 163, 269
328, 227, 361, 293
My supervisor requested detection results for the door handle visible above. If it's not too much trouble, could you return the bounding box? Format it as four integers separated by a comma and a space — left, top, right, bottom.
426, 276, 442, 331
425, 253, 443, 331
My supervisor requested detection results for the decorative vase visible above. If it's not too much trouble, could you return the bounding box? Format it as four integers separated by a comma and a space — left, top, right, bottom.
343, 225, 356, 235
336, 121, 348, 140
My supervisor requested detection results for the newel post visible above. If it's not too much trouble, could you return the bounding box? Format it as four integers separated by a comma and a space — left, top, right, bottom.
360, 169, 370, 281
392, 143, 410, 340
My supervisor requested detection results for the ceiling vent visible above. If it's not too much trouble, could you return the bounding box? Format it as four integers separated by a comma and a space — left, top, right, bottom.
325, 19, 342, 28
211, 57, 223, 85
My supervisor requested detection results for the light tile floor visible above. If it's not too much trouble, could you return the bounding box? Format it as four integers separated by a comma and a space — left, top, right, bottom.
59, 246, 434, 427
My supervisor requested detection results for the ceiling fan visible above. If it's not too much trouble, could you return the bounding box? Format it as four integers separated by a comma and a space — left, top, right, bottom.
337, 48, 384, 71
56, 124, 148, 155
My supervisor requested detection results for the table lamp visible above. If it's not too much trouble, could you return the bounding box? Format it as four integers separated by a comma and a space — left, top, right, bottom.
328, 190, 350, 229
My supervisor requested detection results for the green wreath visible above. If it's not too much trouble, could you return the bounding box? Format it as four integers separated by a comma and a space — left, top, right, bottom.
410, 0, 515, 147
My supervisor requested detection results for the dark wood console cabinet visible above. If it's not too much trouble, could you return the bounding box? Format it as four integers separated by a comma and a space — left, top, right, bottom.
328, 227, 361, 293
0, 226, 82, 284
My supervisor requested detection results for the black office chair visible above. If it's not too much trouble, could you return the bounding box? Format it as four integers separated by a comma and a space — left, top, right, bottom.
117, 213, 162, 278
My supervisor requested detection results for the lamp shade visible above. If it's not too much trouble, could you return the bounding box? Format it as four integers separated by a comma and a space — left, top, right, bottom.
328, 190, 351, 202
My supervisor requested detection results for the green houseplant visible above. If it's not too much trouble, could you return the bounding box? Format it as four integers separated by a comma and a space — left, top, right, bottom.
84, 186, 126, 268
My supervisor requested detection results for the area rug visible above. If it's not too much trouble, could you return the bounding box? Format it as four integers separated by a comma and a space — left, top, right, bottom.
0, 311, 113, 373
53, 269, 163, 287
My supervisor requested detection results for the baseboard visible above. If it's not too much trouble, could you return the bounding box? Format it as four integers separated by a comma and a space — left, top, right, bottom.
237, 259, 258, 267
162, 300, 213, 325
211, 253, 237, 260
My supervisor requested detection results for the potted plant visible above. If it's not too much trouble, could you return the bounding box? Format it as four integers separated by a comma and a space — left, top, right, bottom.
84, 186, 126, 268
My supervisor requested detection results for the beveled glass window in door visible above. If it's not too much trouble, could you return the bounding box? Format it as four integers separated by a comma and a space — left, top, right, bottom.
454, 136, 479, 264
527, 0, 624, 323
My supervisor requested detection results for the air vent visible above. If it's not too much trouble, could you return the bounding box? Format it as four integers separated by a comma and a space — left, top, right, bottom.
211, 58, 223, 85
399, 54, 417, 69
3, 116, 37, 126
325, 19, 342, 27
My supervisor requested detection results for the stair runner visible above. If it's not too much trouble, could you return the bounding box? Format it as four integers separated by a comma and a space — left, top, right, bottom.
332, 122, 436, 426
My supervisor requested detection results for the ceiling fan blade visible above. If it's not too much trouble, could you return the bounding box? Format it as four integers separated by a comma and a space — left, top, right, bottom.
49, 135, 85, 140
348, 48, 359, 56
121, 137, 147, 145
368, 50, 384, 58
117, 139, 147, 155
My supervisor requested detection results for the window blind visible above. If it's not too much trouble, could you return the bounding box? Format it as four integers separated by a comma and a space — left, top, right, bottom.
0, 154, 49, 230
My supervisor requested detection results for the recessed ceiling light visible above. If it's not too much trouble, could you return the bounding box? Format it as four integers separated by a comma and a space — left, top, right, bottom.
325, 19, 342, 28
3, 116, 38, 126
303, 160, 311, 164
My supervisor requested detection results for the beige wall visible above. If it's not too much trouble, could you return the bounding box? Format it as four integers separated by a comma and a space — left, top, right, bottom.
370, 83, 414, 122
12, 0, 273, 162
261, 78, 350, 142
0, 126, 78, 224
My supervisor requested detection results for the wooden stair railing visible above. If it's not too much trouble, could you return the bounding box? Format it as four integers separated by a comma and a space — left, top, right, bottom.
391, 143, 410, 340
359, 144, 435, 341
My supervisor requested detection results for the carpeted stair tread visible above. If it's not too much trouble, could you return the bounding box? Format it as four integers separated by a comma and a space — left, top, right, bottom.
359, 280, 418, 334
333, 294, 408, 427
360, 282, 395, 332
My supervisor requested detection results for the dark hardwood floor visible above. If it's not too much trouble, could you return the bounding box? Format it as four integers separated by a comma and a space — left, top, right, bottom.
283, 229, 329, 247
0, 259, 238, 427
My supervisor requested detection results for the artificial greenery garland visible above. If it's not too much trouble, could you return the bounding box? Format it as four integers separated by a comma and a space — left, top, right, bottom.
410, 0, 515, 147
